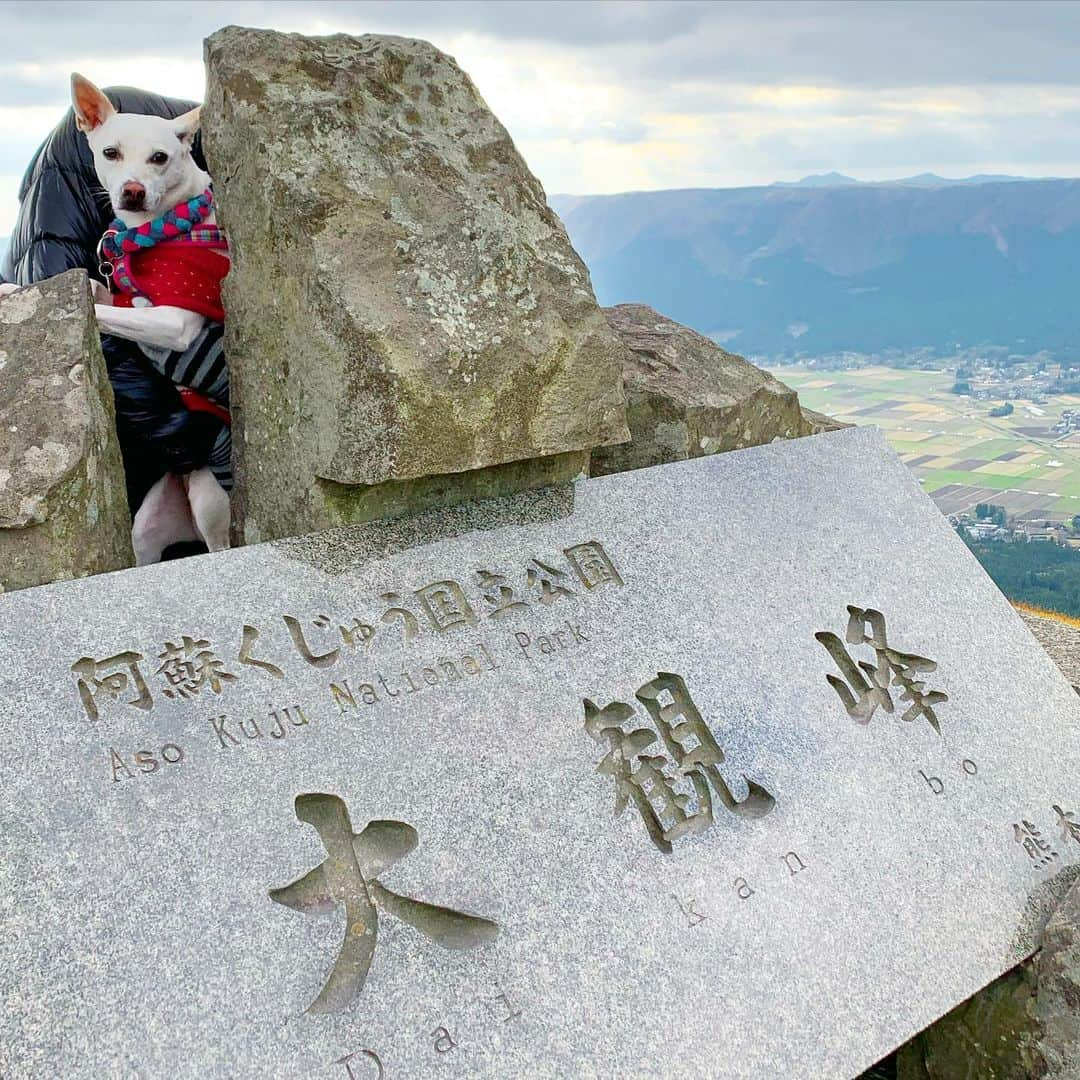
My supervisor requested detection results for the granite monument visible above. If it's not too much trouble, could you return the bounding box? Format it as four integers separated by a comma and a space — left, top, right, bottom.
0, 428, 1076, 1078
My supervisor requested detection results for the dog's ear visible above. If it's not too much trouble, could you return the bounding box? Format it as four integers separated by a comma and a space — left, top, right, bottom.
71, 73, 115, 133
173, 106, 202, 148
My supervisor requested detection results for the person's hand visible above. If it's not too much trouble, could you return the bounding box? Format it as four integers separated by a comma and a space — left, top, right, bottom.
0, 282, 18, 299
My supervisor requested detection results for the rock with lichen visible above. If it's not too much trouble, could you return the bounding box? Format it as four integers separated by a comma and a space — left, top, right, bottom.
591, 303, 841, 477
0, 270, 133, 591
202, 26, 628, 542
800, 405, 850, 435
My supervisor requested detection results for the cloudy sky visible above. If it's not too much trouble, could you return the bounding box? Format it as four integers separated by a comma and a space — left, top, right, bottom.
2, 0, 1080, 235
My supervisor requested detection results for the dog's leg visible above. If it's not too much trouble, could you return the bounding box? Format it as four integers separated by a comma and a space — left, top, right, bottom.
184, 468, 231, 552
132, 474, 199, 565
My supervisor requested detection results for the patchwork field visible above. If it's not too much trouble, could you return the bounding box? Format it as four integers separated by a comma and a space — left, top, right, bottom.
772, 366, 1080, 522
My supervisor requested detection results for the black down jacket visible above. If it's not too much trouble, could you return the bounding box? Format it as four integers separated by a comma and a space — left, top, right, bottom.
0, 86, 226, 510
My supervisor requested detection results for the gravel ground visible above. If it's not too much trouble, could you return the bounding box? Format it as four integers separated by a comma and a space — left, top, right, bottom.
1019, 610, 1080, 691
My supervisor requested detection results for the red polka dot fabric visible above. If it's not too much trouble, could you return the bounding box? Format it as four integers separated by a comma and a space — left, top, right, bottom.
111, 245, 229, 322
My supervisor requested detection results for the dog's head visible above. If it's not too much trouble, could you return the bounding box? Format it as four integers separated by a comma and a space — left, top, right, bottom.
71, 73, 203, 221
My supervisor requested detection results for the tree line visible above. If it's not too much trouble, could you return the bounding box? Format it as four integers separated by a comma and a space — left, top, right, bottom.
962, 532, 1080, 617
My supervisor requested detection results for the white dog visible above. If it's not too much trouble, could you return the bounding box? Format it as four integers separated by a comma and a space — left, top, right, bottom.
73, 74, 231, 565
0, 74, 232, 565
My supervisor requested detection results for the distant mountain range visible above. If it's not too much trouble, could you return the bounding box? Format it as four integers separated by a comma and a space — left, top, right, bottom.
772, 172, 1040, 189
551, 176, 1080, 360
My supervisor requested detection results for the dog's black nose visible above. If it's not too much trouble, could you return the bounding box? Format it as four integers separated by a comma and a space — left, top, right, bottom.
120, 181, 146, 209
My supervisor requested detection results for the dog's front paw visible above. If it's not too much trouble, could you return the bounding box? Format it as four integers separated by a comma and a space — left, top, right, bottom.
0, 282, 18, 299
91, 280, 113, 305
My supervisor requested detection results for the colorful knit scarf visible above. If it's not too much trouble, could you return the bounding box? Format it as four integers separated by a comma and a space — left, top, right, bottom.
98, 187, 228, 309
100, 187, 216, 260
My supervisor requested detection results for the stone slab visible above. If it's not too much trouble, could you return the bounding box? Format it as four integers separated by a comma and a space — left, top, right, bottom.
1, 427, 1078, 1079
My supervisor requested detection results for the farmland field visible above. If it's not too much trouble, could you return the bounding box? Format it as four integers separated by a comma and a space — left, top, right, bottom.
772, 366, 1080, 522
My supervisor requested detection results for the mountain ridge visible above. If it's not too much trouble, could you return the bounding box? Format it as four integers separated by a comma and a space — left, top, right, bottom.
551, 177, 1080, 358
773, 171, 1041, 189
553, 173, 1055, 202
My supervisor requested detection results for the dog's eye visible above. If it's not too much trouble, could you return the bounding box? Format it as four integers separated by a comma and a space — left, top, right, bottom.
102, 147, 120, 161
149, 151, 169, 166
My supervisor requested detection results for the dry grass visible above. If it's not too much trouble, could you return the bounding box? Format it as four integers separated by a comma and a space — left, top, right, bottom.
1014, 600, 1080, 629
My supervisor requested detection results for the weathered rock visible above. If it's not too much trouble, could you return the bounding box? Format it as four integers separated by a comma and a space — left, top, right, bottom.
801, 405, 851, 435
896, 962, 1040, 1080
0, 270, 132, 591
203, 26, 628, 543
1035, 878, 1080, 1076
591, 303, 837, 476
897, 877, 1080, 1079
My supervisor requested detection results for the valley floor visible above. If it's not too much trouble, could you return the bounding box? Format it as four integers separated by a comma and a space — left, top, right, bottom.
774, 365, 1080, 522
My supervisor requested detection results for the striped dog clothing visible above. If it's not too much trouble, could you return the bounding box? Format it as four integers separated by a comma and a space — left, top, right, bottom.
138, 324, 232, 491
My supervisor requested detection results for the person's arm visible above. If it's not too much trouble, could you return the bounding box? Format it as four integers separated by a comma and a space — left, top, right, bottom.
93, 304, 208, 352
5, 160, 108, 285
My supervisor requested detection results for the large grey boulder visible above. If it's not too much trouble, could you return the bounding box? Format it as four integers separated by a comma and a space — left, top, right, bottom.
1035, 880, 1080, 1076
0, 270, 133, 590
203, 26, 628, 544
591, 303, 842, 476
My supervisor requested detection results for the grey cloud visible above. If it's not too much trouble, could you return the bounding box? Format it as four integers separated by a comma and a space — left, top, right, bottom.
4, 1, 1080, 89
3, 0, 1080, 196
595, 120, 651, 145
747, 111, 1080, 175
517, 119, 652, 145
598, 2, 1080, 90
0, 68, 73, 109
0, 0, 711, 62
0, 136, 56, 178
